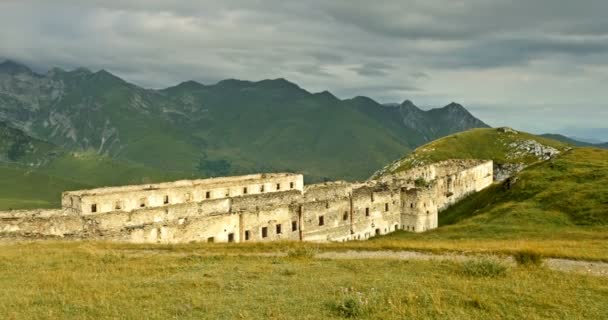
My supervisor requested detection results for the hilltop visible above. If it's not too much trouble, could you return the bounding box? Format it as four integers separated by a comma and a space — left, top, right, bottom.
439, 147, 608, 230
374, 127, 570, 180
0, 60, 488, 181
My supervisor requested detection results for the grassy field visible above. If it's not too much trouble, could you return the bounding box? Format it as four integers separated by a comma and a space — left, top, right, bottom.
0, 241, 607, 320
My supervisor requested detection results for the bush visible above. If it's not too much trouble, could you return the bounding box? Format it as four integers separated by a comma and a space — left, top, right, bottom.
513, 250, 543, 267
287, 246, 317, 260
461, 257, 508, 278
329, 287, 371, 318
414, 177, 429, 188
332, 296, 363, 318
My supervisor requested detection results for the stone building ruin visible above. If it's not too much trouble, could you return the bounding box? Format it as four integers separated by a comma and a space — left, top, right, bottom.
0, 160, 493, 243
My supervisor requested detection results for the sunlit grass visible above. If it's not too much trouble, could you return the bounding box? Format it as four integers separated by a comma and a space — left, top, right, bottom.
0, 241, 607, 319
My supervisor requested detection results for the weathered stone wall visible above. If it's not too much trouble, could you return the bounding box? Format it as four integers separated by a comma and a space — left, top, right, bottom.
0, 160, 493, 243
0, 208, 81, 238
401, 188, 438, 232
62, 173, 303, 215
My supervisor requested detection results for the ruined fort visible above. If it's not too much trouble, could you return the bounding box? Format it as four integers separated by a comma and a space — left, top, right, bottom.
0, 160, 493, 243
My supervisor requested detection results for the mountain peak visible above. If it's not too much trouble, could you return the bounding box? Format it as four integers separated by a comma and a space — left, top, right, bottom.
257, 78, 302, 89
216, 78, 250, 87
401, 99, 414, 106
350, 95, 380, 106
92, 69, 125, 83
0, 60, 33, 75
177, 80, 205, 88
400, 99, 422, 111
313, 90, 339, 102
444, 102, 465, 110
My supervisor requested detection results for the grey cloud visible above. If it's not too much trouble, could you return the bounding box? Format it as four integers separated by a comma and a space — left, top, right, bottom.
436, 36, 608, 69
351, 62, 393, 77
0, 0, 606, 137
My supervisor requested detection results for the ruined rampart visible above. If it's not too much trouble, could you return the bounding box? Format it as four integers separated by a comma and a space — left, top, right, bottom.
0, 160, 493, 243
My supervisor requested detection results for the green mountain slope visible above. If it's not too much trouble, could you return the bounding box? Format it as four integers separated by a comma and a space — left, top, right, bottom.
0, 155, 191, 211
0, 60, 489, 181
0, 164, 87, 209
0, 121, 59, 165
0, 123, 193, 209
438, 148, 608, 236
37, 152, 190, 188
160, 79, 416, 181
375, 127, 570, 179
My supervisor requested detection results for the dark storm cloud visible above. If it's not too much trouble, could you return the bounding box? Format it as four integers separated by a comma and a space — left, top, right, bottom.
0, 0, 606, 136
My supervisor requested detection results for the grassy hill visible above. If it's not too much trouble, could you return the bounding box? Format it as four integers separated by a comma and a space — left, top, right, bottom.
439, 147, 608, 230
371, 147, 608, 260
376, 127, 570, 177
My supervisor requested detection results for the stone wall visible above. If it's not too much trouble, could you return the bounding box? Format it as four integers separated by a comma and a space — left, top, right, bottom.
0, 160, 493, 243
62, 173, 303, 215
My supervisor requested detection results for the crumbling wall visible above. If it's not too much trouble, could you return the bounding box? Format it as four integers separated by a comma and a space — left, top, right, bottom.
433, 160, 493, 211
64, 173, 303, 215
0, 160, 494, 243
400, 188, 438, 232
301, 196, 351, 242
234, 191, 301, 243
0, 209, 82, 238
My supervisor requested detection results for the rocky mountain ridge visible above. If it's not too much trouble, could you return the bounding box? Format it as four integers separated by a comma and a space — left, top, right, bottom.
0, 60, 490, 181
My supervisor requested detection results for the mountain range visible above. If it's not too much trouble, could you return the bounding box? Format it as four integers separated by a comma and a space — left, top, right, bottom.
0, 60, 489, 182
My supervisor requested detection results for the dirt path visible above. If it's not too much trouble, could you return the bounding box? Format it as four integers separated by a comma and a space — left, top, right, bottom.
316, 250, 608, 277
109, 248, 608, 277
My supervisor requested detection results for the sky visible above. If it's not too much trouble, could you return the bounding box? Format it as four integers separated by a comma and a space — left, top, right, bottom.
1, 0, 607, 140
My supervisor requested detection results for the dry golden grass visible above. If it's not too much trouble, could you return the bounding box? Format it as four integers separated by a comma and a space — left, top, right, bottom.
1, 241, 607, 320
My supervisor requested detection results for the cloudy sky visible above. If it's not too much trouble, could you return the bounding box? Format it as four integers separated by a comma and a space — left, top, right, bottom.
1, 0, 607, 139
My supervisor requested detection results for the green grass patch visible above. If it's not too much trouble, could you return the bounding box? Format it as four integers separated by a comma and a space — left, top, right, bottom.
0, 165, 87, 210
461, 257, 509, 278
437, 147, 608, 228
